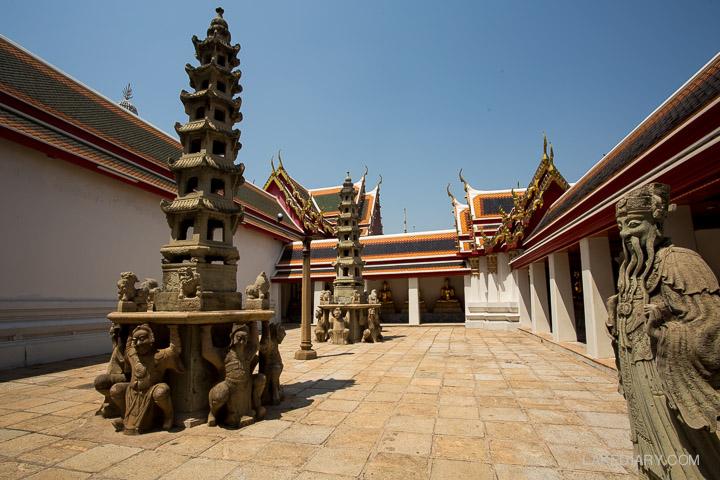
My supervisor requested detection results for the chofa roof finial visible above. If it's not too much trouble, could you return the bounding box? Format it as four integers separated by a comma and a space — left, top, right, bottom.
542, 132, 549, 161
458, 168, 469, 193
446, 183, 458, 206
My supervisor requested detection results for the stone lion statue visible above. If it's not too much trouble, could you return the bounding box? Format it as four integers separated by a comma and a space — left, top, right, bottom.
245, 272, 270, 299
178, 267, 200, 299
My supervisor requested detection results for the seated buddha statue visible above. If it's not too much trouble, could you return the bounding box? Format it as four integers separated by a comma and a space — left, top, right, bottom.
440, 278, 456, 301
379, 281, 396, 313
379, 281, 393, 303
434, 278, 462, 313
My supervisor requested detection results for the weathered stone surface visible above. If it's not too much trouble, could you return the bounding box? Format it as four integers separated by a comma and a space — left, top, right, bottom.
608, 182, 720, 479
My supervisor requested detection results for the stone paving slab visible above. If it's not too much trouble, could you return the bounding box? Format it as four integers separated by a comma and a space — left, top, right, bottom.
0, 326, 639, 479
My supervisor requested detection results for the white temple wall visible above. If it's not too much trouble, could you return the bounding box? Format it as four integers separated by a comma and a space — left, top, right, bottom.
464, 254, 520, 330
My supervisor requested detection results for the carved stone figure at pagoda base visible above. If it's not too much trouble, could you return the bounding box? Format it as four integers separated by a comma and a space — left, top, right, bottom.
94, 323, 129, 418
259, 323, 286, 406
109, 324, 184, 435
315, 305, 329, 342
363, 307, 382, 343
607, 183, 720, 480
201, 324, 266, 427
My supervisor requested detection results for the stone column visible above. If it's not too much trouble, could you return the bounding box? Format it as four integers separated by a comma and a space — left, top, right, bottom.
477, 257, 489, 302
580, 236, 615, 358
312, 281, 324, 325
408, 277, 420, 325
516, 267, 531, 328
295, 237, 317, 360
664, 204, 697, 250
529, 261, 551, 333
270, 281, 281, 324
548, 251, 577, 342
487, 257, 499, 302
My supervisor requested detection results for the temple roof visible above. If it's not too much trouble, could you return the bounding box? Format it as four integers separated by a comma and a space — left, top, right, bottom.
0, 35, 300, 241
450, 136, 569, 255
273, 230, 468, 281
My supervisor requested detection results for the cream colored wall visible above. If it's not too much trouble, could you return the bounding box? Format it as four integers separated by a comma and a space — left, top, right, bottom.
0, 138, 167, 300
234, 225, 285, 322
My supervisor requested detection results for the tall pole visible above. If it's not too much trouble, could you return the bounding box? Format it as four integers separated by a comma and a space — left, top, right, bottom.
295, 236, 317, 360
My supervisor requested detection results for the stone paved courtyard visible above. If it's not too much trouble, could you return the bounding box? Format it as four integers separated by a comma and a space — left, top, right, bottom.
0, 326, 638, 479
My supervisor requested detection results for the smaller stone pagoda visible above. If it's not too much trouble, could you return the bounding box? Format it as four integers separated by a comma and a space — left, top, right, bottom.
314, 173, 382, 344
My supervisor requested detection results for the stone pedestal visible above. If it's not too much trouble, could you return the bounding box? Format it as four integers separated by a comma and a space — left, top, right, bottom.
108, 309, 273, 427
432, 299, 462, 314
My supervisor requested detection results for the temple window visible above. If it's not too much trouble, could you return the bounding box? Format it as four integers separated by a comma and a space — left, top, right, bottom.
343, 249, 349, 256
217, 55, 226, 67
194, 107, 205, 120
214, 108, 226, 122
212, 140, 226, 156
203, 55, 211, 64
189, 138, 202, 153
354, 268, 359, 276
211, 178, 225, 195
184, 177, 199, 194
217, 81, 226, 93
178, 219, 194, 240
208, 219, 224, 241
343, 267, 349, 277
200, 79, 209, 89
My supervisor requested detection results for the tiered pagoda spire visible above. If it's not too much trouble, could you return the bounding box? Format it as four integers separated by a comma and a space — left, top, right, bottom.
156, 7, 245, 311
332, 172, 365, 303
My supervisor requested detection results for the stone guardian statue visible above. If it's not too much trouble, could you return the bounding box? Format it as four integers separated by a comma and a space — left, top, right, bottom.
109, 324, 183, 434
607, 183, 720, 480
201, 324, 266, 427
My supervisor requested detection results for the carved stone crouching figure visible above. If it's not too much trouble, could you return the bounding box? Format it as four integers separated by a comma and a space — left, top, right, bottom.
245, 272, 270, 310
94, 323, 129, 418
363, 307, 383, 343
315, 306, 329, 342
259, 323, 286, 405
202, 324, 266, 427
368, 289, 379, 305
109, 324, 183, 435
607, 183, 720, 480
330, 307, 349, 345
178, 267, 200, 299
117, 273, 158, 312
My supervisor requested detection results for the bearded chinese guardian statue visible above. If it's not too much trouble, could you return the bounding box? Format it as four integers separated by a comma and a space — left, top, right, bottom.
607, 183, 720, 480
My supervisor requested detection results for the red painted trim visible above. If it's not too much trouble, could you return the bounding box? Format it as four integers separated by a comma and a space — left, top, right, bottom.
513, 139, 720, 268
521, 99, 720, 254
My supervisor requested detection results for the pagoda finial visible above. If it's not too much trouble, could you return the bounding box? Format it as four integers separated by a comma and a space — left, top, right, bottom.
216, 6, 224, 16
118, 83, 138, 115
458, 168, 469, 193
542, 133, 549, 161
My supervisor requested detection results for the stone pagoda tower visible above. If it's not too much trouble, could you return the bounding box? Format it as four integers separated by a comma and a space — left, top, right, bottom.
332, 173, 365, 304
155, 7, 244, 312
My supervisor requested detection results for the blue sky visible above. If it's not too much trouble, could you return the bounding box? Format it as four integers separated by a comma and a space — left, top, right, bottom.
2, 1, 719, 233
